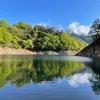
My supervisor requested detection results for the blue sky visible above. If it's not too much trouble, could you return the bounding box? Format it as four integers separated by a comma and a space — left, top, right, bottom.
0, 0, 100, 34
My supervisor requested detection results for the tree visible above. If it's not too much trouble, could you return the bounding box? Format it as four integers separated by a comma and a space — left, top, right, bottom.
59, 32, 68, 50
34, 25, 45, 32
0, 20, 9, 29
13, 21, 32, 30
89, 19, 100, 41
0, 27, 13, 47
0, 20, 87, 50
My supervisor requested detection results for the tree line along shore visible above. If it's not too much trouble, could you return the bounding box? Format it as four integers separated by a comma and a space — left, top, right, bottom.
0, 20, 87, 54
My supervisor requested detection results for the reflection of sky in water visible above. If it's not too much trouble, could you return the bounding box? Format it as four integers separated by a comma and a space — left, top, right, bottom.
31, 72, 92, 89
0, 55, 93, 62
68, 73, 92, 87
32, 55, 93, 62
0, 55, 100, 100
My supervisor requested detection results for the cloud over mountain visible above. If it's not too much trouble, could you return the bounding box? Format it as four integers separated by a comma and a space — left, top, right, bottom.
68, 21, 90, 36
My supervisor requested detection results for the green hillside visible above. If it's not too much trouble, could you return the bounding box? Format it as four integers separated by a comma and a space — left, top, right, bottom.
0, 20, 87, 51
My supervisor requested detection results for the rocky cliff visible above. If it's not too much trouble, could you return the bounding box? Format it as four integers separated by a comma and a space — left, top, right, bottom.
76, 40, 100, 57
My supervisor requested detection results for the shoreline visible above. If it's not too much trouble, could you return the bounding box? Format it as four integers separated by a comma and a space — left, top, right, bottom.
0, 47, 79, 55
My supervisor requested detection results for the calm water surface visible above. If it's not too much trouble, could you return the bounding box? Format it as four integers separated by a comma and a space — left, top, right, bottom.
0, 55, 100, 100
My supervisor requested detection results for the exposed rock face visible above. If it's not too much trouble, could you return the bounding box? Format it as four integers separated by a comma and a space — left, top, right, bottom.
36, 50, 79, 55
76, 40, 100, 57
0, 47, 79, 55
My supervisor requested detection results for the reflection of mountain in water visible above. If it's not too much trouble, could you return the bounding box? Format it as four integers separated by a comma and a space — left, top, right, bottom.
0, 55, 100, 95
0, 56, 84, 88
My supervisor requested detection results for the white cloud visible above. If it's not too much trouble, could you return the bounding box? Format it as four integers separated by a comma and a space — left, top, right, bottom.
58, 25, 64, 31
68, 21, 91, 35
36, 22, 48, 27
68, 73, 92, 87
32, 19, 51, 27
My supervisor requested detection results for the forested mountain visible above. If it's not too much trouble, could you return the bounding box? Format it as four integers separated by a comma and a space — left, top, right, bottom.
0, 20, 87, 51
68, 33, 92, 44
66, 29, 92, 44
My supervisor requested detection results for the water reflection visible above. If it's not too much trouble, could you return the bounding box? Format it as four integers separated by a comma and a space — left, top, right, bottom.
88, 57, 100, 95
68, 73, 92, 87
0, 55, 100, 96
0, 55, 84, 87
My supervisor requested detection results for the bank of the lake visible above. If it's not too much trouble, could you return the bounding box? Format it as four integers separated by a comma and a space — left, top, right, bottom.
0, 47, 79, 55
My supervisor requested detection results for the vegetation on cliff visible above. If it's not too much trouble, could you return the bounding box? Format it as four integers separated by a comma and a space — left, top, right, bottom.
89, 19, 100, 41
0, 20, 87, 51
76, 19, 100, 57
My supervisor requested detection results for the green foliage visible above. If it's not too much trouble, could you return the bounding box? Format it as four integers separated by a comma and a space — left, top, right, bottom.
34, 32, 60, 50
0, 19, 87, 50
0, 28, 13, 47
19, 39, 33, 49
59, 32, 87, 50
89, 19, 100, 41
13, 21, 32, 30
0, 20, 9, 29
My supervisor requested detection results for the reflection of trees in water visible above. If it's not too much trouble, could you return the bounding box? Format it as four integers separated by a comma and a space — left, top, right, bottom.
0, 59, 83, 87
88, 57, 100, 95
0, 60, 33, 87
90, 73, 100, 95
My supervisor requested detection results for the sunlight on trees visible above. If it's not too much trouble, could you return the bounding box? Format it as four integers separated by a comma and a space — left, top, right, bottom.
0, 20, 87, 50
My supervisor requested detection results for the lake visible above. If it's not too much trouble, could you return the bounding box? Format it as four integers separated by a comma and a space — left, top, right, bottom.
0, 55, 100, 100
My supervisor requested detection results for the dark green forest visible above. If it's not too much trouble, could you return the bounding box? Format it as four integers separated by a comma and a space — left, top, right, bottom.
0, 20, 87, 51
89, 19, 100, 41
